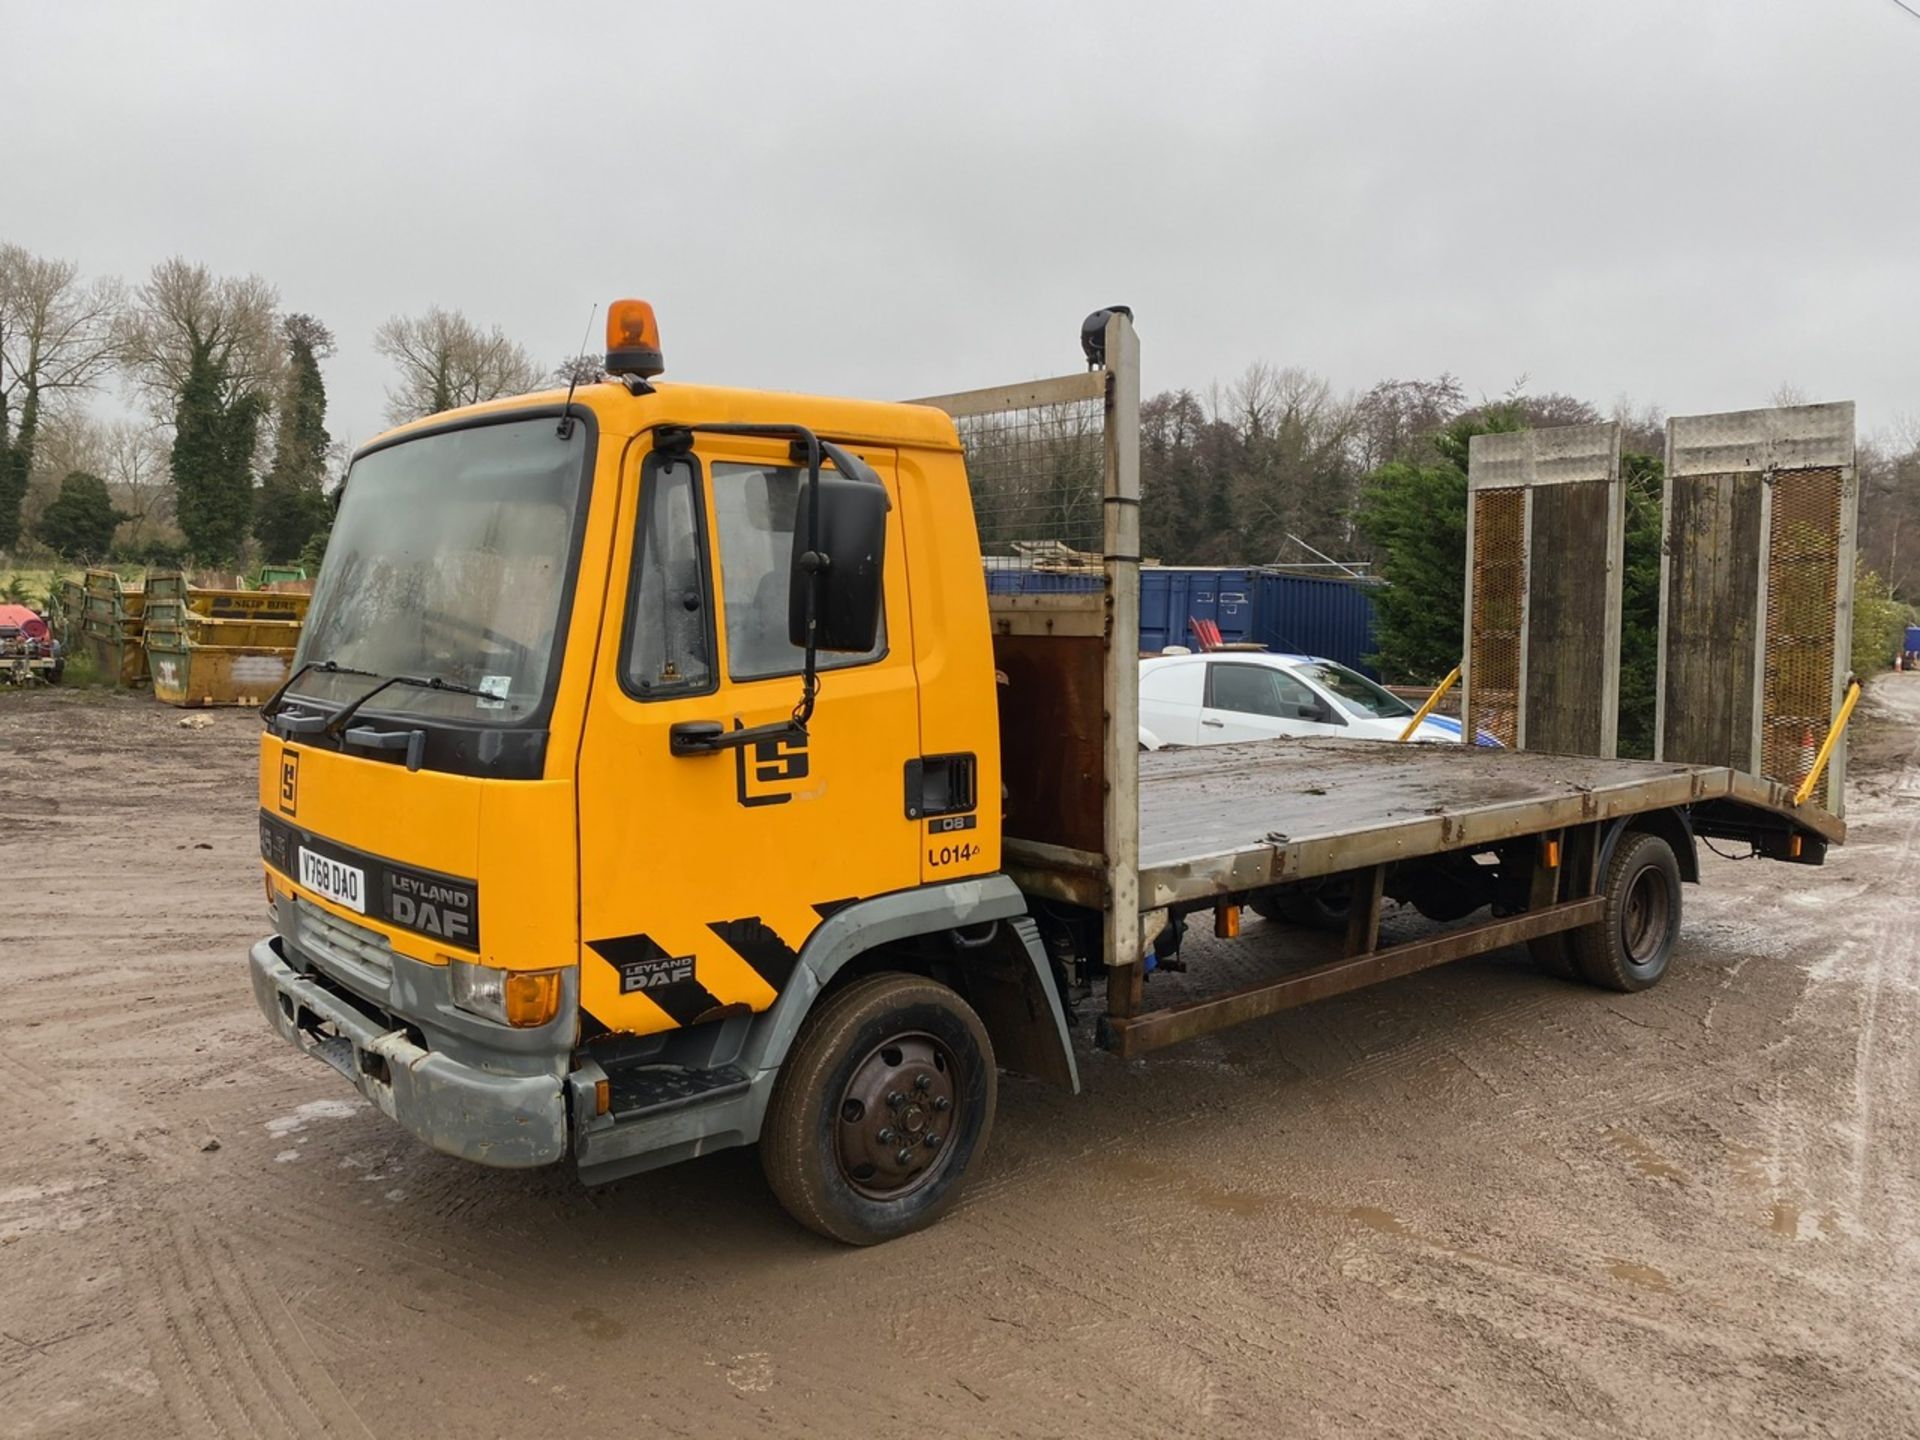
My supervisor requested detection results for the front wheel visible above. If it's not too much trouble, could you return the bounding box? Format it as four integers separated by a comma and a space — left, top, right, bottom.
1569, 831, 1683, 991
760, 973, 997, 1245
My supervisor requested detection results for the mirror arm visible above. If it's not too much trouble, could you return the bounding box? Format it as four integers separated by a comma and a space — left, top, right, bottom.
669, 718, 806, 756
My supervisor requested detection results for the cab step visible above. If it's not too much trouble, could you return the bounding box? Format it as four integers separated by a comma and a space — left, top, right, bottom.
604, 1062, 750, 1121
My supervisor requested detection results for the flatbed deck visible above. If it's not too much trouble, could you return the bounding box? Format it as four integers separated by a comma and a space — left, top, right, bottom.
1005, 738, 1845, 912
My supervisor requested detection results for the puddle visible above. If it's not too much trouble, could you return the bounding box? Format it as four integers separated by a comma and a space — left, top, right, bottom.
1604, 1128, 1687, 1182
1605, 1258, 1672, 1292
1347, 1206, 1411, 1237
1767, 1201, 1832, 1241
1098, 1155, 1271, 1218
573, 1306, 626, 1342
1725, 1142, 1770, 1188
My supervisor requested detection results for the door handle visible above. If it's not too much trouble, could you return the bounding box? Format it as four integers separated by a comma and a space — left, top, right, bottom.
1201, 718, 1225, 728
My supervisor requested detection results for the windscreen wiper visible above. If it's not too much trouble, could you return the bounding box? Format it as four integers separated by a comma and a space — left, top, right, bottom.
261, 659, 382, 730
321, 672, 491, 739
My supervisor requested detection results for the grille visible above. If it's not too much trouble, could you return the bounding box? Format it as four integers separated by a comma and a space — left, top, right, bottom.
1760, 467, 1844, 805
292, 896, 394, 987
1466, 486, 1526, 747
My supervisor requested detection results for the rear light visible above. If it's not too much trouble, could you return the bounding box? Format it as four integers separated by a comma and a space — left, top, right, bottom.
448, 958, 565, 1028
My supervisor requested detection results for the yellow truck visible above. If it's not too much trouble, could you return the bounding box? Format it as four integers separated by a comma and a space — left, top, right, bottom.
251, 302, 1845, 1243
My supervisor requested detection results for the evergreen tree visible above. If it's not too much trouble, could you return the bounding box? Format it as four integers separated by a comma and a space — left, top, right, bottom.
1616, 452, 1664, 758
36, 470, 127, 560
1353, 408, 1526, 682
171, 346, 263, 564
254, 314, 334, 560
0, 384, 32, 552
296, 522, 331, 579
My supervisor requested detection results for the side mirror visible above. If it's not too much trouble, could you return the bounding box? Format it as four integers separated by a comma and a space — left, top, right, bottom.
789, 472, 889, 653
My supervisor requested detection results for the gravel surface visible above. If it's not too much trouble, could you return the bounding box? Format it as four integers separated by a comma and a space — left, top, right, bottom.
2, 677, 1916, 1438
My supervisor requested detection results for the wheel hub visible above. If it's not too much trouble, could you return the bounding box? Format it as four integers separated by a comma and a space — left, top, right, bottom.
1622, 865, 1671, 964
836, 1032, 959, 1200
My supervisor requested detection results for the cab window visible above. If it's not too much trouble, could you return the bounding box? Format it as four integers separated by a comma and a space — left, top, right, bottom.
624, 453, 714, 697
711, 461, 886, 681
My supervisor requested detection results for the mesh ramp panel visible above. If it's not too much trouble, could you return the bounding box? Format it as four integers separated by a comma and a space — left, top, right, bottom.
1761, 466, 1844, 806
1466, 485, 1526, 747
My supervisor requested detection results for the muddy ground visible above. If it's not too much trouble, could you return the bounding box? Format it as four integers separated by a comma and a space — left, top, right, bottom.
2, 678, 1916, 1439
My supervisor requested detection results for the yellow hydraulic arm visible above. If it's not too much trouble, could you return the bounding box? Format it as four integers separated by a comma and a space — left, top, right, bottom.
1399, 665, 1462, 742
1794, 680, 1863, 807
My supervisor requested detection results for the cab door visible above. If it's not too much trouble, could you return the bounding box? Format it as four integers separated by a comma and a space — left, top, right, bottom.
574, 434, 922, 1038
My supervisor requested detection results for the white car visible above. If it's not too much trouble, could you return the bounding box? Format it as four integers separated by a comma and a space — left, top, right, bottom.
1138, 650, 1491, 750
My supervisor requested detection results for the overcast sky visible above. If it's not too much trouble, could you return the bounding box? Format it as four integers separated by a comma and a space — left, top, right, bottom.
7, 0, 1918, 452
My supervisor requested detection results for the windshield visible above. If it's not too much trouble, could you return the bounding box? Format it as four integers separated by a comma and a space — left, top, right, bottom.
1297, 661, 1412, 720
289, 417, 588, 725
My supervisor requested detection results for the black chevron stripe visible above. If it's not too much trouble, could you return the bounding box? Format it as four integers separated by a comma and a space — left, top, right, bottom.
708, 916, 801, 993
588, 932, 725, 1028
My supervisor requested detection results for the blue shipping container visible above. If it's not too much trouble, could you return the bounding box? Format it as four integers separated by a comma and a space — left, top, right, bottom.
982, 565, 1379, 674
1139, 569, 1256, 652
1253, 572, 1380, 677
1905, 625, 1920, 655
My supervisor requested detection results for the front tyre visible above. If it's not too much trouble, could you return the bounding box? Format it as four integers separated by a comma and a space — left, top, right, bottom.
760, 973, 997, 1245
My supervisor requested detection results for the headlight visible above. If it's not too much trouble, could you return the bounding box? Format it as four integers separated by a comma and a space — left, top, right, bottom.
448, 959, 564, 1028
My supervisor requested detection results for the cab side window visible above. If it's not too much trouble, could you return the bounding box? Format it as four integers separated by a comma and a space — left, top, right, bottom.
624, 453, 714, 696
711, 461, 886, 681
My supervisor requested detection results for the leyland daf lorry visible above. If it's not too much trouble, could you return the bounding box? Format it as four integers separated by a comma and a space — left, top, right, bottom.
251, 303, 1846, 1243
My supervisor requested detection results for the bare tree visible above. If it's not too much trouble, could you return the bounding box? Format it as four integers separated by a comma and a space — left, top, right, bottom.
126, 256, 282, 408
554, 354, 606, 389
1350, 375, 1467, 473
101, 418, 176, 546
373, 307, 547, 425
1610, 395, 1667, 457
0, 244, 126, 548
25, 412, 175, 550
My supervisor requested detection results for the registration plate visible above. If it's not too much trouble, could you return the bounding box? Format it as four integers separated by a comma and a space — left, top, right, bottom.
298, 848, 366, 914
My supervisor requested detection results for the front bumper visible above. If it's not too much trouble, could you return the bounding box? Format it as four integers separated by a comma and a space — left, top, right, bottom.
249, 937, 567, 1168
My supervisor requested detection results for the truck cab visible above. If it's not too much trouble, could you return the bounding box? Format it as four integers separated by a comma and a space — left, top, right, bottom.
252, 301, 1076, 1244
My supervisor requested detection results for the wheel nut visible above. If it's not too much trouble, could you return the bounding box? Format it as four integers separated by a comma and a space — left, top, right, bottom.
895, 1148, 913, 1165
924, 1132, 942, 1149
887, 1091, 904, 1109
914, 1073, 931, 1091
877, 1128, 895, 1144
932, 1096, 951, 1112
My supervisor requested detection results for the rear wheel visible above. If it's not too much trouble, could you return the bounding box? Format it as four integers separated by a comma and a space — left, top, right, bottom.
1250, 880, 1352, 931
760, 973, 996, 1245
1569, 831, 1682, 991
